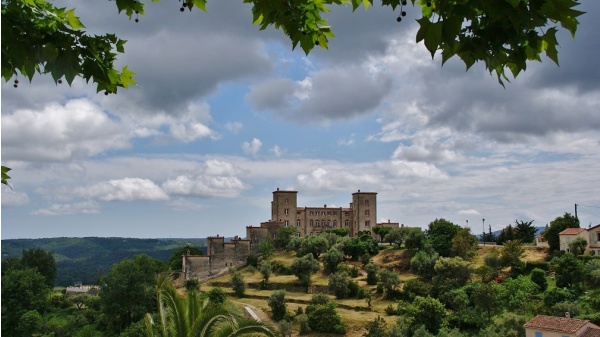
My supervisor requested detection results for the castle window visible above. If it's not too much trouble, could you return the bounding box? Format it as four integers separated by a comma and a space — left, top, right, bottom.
285, 208, 289, 215
345, 220, 350, 227
297, 220, 301, 226
327, 220, 331, 227
322, 221, 326, 227
310, 211, 314, 216
365, 200, 369, 206
310, 220, 314, 227
333, 220, 337, 227
285, 198, 289, 205
365, 210, 370, 216
365, 221, 371, 227
322, 211, 325, 216
327, 211, 331, 216
285, 220, 289, 227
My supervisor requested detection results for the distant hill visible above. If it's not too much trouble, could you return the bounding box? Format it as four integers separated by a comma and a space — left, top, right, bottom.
477, 226, 545, 240
1, 237, 208, 286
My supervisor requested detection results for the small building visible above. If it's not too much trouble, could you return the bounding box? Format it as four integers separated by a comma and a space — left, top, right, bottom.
65, 285, 100, 296
559, 228, 589, 254
524, 314, 600, 337
588, 224, 600, 256
535, 233, 549, 248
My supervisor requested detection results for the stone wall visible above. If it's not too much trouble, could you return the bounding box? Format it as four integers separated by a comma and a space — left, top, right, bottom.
183, 235, 252, 282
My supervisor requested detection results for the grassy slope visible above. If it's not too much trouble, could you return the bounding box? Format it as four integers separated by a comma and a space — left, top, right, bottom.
200, 245, 550, 337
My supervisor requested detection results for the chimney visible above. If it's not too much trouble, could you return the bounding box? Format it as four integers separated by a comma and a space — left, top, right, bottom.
566, 312, 571, 319
324, 204, 327, 208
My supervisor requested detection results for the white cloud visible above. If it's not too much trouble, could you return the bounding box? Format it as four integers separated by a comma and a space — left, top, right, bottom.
32, 201, 101, 216
162, 175, 245, 198
242, 138, 262, 155
78, 178, 169, 201
271, 145, 283, 157
1, 189, 30, 207
169, 198, 211, 211
1, 99, 130, 162
225, 121, 244, 134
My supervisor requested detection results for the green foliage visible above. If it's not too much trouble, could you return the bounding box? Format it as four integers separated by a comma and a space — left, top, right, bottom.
501, 240, 525, 277
404, 228, 426, 251
16, 310, 43, 337
530, 268, 548, 291
473, 282, 500, 323
426, 218, 462, 257
373, 226, 392, 243
498, 276, 540, 312
326, 228, 350, 237
328, 271, 359, 299
477, 312, 527, 337
365, 262, 379, 285
230, 269, 245, 297
584, 259, 600, 287
275, 227, 299, 249
246, 253, 259, 267
1, 268, 51, 337
496, 224, 515, 245
306, 302, 346, 334
543, 287, 575, 308
311, 292, 330, 305
1, 165, 11, 186
295, 235, 329, 259
450, 228, 478, 261
342, 233, 380, 260
290, 253, 320, 286
267, 290, 287, 321
206, 287, 228, 305
552, 252, 585, 288
363, 316, 388, 337
167, 245, 202, 271
402, 279, 432, 301
569, 237, 588, 255
513, 220, 537, 243
185, 279, 200, 291
296, 313, 311, 335
259, 261, 273, 282
145, 273, 277, 337
432, 257, 472, 292
384, 228, 405, 247
410, 250, 439, 280
411, 296, 446, 335
322, 247, 345, 274
258, 240, 275, 260
21, 248, 57, 287
545, 212, 580, 251
378, 268, 401, 298
98, 254, 166, 333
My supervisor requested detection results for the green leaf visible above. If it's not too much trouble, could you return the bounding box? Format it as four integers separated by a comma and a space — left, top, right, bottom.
1, 166, 11, 186
119, 66, 136, 88
543, 27, 559, 65
65, 9, 85, 30
192, 0, 207, 12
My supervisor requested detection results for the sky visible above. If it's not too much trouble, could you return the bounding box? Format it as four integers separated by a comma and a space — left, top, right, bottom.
2, 1, 600, 240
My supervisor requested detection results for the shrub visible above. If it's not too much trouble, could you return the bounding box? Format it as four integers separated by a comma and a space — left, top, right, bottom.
350, 265, 360, 278
306, 302, 346, 334
530, 268, 548, 291
268, 290, 287, 321
296, 314, 311, 335
185, 279, 200, 291
230, 269, 245, 297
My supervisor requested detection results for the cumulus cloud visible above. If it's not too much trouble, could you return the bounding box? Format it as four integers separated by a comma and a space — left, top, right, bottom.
270, 145, 283, 157
32, 201, 101, 216
78, 178, 169, 201
242, 138, 262, 155
1, 99, 130, 162
297, 168, 379, 191
162, 176, 245, 198
225, 121, 244, 134
247, 66, 393, 123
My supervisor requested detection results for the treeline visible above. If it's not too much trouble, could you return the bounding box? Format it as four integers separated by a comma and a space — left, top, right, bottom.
1, 237, 207, 286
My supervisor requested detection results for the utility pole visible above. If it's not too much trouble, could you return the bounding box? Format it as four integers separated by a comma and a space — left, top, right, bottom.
575, 203, 578, 219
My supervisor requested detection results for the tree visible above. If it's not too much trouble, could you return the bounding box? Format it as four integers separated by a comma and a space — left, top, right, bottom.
473, 282, 500, 323
275, 227, 299, 249
290, 253, 320, 286
258, 240, 275, 260
322, 247, 345, 274
259, 261, 273, 283
145, 273, 277, 337
450, 228, 478, 260
384, 228, 405, 247
21, 248, 57, 287
72, 293, 91, 310
230, 269, 245, 297
404, 228, 425, 251
530, 268, 548, 292
1, 268, 51, 337
410, 250, 439, 280
206, 287, 228, 305
363, 316, 388, 337
513, 220, 537, 243
167, 245, 202, 272
365, 262, 379, 285
432, 257, 472, 292
426, 219, 462, 257
373, 226, 392, 243
296, 235, 329, 259
267, 290, 287, 322
99, 254, 166, 333
545, 212, 580, 252
329, 271, 355, 299
496, 224, 515, 245
569, 237, 588, 255
306, 301, 346, 334
498, 276, 540, 312
501, 240, 525, 277
411, 296, 446, 335
378, 268, 401, 298
16, 310, 43, 337
551, 252, 584, 288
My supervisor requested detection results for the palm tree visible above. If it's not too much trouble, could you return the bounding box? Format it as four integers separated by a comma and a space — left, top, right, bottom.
145, 273, 279, 337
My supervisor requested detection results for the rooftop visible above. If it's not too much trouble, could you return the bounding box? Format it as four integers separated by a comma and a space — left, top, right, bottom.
559, 228, 587, 235
524, 315, 590, 334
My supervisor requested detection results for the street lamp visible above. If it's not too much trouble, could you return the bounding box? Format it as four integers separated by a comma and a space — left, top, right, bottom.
482, 218, 486, 246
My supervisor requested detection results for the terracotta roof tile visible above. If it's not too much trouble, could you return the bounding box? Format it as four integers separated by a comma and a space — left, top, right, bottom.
559, 228, 587, 235
524, 315, 589, 333
581, 327, 600, 337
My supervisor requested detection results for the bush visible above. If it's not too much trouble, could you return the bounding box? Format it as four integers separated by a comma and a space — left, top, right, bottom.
530, 268, 548, 291
306, 302, 346, 334
185, 279, 200, 291
230, 270, 245, 297
271, 260, 292, 275
296, 314, 311, 335
268, 290, 287, 321
365, 263, 379, 285
206, 287, 227, 304
246, 254, 258, 267
402, 279, 432, 300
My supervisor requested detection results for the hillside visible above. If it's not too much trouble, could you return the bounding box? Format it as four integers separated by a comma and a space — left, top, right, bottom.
1, 237, 207, 286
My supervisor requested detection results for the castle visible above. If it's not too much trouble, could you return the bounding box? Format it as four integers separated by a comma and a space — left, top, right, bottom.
182, 188, 399, 281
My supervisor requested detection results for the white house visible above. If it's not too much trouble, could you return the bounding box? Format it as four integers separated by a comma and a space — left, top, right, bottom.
524, 314, 600, 337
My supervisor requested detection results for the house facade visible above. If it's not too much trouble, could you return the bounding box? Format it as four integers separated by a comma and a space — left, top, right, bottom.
558, 225, 600, 255
524, 314, 600, 337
